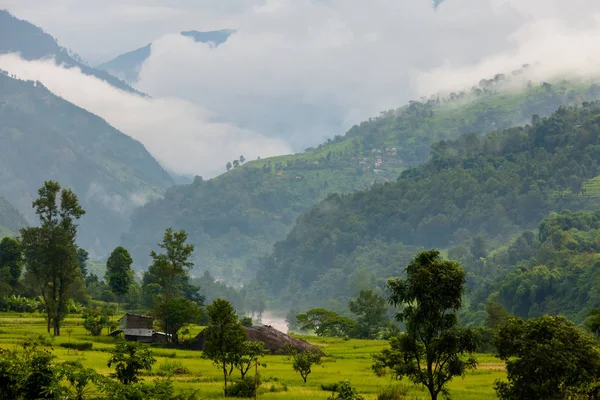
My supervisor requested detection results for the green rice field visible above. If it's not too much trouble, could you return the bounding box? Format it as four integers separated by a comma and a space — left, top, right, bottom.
0, 312, 506, 399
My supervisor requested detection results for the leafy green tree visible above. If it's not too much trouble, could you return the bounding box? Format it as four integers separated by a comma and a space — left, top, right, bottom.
235, 341, 266, 379
226, 162, 232, 172
296, 308, 356, 337
233, 160, 240, 168
126, 281, 142, 310
240, 316, 253, 327
0, 237, 21, 286
148, 228, 195, 341
203, 298, 247, 394
60, 360, 99, 400
286, 346, 322, 383
373, 250, 478, 400
105, 246, 134, 310
485, 299, 511, 331
107, 341, 156, 385
495, 315, 600, 399
21, 181, 85, 336
82, 308, 109, 336
348, 290, 387, 339
239, 155, 245, 164
153, 297, 200, 343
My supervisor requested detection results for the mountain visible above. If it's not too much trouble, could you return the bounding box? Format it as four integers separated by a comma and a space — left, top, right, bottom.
0, 9, 143, 95
0, 71, 173, 256
123, 76, 600, 279
0, 195, 27, 238
97, 29, 235, 84
255, 102, 600, 310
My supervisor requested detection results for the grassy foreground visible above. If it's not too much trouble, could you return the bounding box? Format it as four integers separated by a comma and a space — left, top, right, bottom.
0, 313, 505, 399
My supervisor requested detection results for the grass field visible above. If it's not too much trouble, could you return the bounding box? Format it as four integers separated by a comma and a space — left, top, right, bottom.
0, 312, 505, 399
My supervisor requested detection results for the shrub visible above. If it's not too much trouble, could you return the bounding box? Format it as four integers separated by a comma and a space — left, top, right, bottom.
59, 342, 93, 351
156, 360, 190, 376
321, 382, 340, 391
226, 376, 258, 398
327, 380, 364, 400
377, 385, 410, 400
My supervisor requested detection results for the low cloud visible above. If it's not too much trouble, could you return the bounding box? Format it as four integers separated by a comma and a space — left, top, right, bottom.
0, 53, 292, 177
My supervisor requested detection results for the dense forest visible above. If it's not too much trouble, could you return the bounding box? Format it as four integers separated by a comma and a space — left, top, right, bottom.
124, 77, 600, 280
256, 102, 600, 312
0, 72, 173, 256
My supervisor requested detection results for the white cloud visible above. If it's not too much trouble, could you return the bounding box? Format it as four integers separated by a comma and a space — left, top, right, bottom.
5, 0, 600, 158
0, 54, 292, 177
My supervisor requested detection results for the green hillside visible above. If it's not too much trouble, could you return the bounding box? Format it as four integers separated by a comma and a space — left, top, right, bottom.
255, 102, 600, 310
0, 72, 173, 256
0, 195, 27, 237
124, 76, 600, 278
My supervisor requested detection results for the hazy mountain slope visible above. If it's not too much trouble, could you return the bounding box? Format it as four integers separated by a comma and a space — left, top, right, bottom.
255, 102, 600, 309
0, 9, 142, 95
97, 29, 234, 84
0, 195, 27, 237
0, 72, 173, 256
123, 77, 600, 278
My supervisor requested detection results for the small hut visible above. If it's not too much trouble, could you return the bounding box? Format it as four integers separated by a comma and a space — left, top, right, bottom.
111, 313, 170, 343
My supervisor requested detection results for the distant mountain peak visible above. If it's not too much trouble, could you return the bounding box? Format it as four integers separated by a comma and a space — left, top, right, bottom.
97, 29, 235, 84
0, 9, 143, 95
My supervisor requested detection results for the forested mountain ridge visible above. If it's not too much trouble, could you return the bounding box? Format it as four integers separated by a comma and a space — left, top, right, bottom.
255, 102, 600, 309
0, 9, 142, 94
0, 71, 173, 256
0, 195, 27, 238
124, 77, 600, 279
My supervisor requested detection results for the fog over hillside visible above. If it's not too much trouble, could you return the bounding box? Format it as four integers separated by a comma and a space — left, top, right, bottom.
3, 0, 600, 177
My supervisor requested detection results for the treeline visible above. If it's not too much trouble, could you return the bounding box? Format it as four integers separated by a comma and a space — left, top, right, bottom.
0, 181, 263, 343
257, 102, 600, 310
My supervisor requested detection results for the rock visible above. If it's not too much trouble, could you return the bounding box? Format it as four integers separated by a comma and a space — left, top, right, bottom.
190, 324, 323, 355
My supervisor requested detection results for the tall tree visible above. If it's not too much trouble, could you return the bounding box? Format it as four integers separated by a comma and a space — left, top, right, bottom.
148, 228, 194, 341
203, 298, 247, 395
0, 237, 21, 286
348, 290, 387, 339
373, 250, 478, 400
21, 181, 85, 335
105, 246, 134, 311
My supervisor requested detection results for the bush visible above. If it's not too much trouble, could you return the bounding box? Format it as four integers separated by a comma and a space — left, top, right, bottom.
226, 376, 258, 398
59, 342, 93, 351
327, 380, 364, 400
377, 385, 409, 400
156, 360, 190, 376
2, 295, 43, 313
321, 382, 340, 391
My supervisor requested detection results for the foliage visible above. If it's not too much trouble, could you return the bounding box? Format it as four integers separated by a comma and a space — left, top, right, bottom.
21, 181, 85, 336
82, 308, 109, 336
107, 341, 156, 385
59, 342, 93, 351
105, 247, 134, 301
59, 360, 99, 400
0, 236, 21, 287
225, 376, 258, 398
1, 294, 43, 313
0, 69, 171, 256
376, 385, 410, 400
286, 346, 322, 384
240, 316, 253, 327
202, 298, 248, 394
373, 251, 478, 400
494, 315, 600, 400
0, 341, 63, 400
259, 102, 600, 308
153, 297, 201, 343
327, 380, 365, 400
124, 78, 600, 282
235, 341, 266, 379
348, 290, 388, 339
296, 308, 356, 337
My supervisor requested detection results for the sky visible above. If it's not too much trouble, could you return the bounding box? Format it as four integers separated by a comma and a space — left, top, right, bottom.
2, 0, 600, 177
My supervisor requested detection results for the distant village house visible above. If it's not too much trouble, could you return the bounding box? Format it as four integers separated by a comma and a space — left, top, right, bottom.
111, 313, 170, 343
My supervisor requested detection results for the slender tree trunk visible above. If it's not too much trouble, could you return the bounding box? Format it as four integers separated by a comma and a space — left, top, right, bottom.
428, 386, 437, 400
47, 315, 51, 333
223, 363, 228, 396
